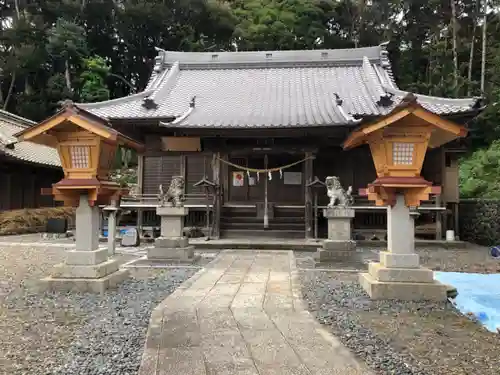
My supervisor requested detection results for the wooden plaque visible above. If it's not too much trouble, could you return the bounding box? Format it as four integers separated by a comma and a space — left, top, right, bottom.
161, 137, 201, 152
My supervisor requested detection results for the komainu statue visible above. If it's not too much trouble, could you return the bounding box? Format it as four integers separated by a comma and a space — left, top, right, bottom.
158, 176, 185, 207
325, 176, 353, 207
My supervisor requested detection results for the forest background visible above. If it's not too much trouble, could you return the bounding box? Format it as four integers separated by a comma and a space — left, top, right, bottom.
2, 0, 500, 198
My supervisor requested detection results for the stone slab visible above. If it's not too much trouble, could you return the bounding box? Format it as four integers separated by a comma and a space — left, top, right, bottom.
156, 206, 189, 216
323, 207, 355, 218
155, 236, 189, 248
51, 258, 120, 279
359, 272, 447, 301
65, 248, 108, 266
326, 217, 353, 241
139, 250, 372, 375
317, 239, 356, 261
368, 262, 434, 283
147, 245, 195, 261
317, 249, 352, 262
322, 239, 356, 251
160, 216, 184, 238
379, 251, 420, 269
39, 268, 129, 294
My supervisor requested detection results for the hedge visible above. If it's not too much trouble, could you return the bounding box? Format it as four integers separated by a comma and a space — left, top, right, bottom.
459, 199, 500, 246
0, 207, 75, 236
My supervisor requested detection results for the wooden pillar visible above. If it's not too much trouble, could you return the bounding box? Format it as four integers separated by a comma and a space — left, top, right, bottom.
5, 174, 12, 210
137, 154, 144, 195
181, 155, 187, 194
136, 208, 143, 237
454, 202, 460, 239
213, 152, 222, 239
435, 195, 442, 240
304, 151, 313, 239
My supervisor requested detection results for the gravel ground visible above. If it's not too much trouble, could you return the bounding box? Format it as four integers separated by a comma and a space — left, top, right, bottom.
295, 245, 500, 273
300, 271, 500, 375
0, 245, 198, 375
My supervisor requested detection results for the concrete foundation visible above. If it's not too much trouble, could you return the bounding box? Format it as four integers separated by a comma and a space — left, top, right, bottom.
40, 195, 128, 293
360, 195, 447, 301
147, 206, 196, 262
317, 207, 356, 261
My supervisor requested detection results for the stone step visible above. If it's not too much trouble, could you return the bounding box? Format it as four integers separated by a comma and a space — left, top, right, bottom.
220, 216, 305, 223
221, 222, 305, 231
220, 229, 305, 239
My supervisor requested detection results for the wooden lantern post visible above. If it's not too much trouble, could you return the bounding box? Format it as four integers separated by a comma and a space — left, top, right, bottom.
343, 94, 468, 301
306, 177, 326, 241
15, 103, 144, 293
193, 177, 217, 240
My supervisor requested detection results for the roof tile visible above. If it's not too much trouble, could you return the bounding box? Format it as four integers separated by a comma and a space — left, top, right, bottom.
0, 110, 61, 167
77, 45, 481, 128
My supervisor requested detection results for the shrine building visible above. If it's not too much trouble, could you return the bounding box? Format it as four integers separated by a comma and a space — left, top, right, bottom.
36, 44, 484, 240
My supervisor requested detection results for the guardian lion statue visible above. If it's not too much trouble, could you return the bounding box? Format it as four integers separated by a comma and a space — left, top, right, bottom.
325, 176, 353, 207
158, 176, 185, 207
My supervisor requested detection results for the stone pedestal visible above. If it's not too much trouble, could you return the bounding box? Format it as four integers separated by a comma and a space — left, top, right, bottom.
359, 195, 447, 301
147, 206, 195, 261
317, 207, 356, 261
40, 195, 129, 293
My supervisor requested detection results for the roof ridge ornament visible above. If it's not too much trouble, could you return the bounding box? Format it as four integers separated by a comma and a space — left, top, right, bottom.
334, 93, 361, 124
334, 93, 343, 106
378, 41, 391, 69
377, 92, 394, 107
167, 95, 197, 125
153, 47, 167, 72
58, 99, 74, 109
142, 97, 158, 109
362, 56, 394, 107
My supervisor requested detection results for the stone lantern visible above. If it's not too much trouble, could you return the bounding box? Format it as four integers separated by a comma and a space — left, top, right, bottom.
343, 94, 468, 301
15, 103, 144, 293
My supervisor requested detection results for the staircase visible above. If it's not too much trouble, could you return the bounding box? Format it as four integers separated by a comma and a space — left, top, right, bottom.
220, 205, 305, 239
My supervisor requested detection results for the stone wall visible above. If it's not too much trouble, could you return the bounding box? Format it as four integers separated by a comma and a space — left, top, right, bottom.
459, 199, 500, 246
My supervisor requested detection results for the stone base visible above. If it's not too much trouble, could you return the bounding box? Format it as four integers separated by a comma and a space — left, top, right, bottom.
368, 262, 434, 283
52, 258, 120, 279
316, 240, 356, 262
379, 251, 420, 269
65, 248, 108, 265
39, 268, 129, 294
147, 245, 195, 262
359, 272, 447, 301
155, 236, 189, 248
317, 240, 356, 261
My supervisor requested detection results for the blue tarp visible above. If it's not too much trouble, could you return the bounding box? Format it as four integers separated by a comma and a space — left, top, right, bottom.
102, 228, 128, 237
434, 271, 500, 333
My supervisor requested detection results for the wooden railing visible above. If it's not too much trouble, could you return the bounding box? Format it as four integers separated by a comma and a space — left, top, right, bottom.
115, 193, 446, 239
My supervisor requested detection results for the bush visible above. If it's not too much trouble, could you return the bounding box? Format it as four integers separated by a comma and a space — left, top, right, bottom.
0, 207, 75, 236
459, 140, 500, 199
459, 199, 500, 246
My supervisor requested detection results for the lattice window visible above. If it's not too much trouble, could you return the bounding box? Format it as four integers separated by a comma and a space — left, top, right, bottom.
392, 142, 414, 165
70, 146, 90, 168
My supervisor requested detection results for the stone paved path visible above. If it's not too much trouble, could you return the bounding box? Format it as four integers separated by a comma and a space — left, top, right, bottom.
139, 250, 372, 375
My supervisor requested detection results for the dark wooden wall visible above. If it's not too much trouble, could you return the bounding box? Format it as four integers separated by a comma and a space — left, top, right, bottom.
142, 154, 213, 195
140, 135, 446, 202
0, 158, 62, 211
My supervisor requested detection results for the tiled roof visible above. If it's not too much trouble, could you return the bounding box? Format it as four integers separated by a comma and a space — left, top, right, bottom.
0, 110, 61, 167
77, 44, 482, 128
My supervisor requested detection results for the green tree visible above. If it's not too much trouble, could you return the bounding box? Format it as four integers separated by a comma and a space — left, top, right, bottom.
46, 18, 88, 92
79, 56, 110, 103
229, 0, 335, 50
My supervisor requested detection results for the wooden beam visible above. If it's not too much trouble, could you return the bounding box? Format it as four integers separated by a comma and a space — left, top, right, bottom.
304, 151, 313, 239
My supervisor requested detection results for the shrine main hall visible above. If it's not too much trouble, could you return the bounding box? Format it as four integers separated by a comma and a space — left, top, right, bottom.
53, 44, 483, 240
